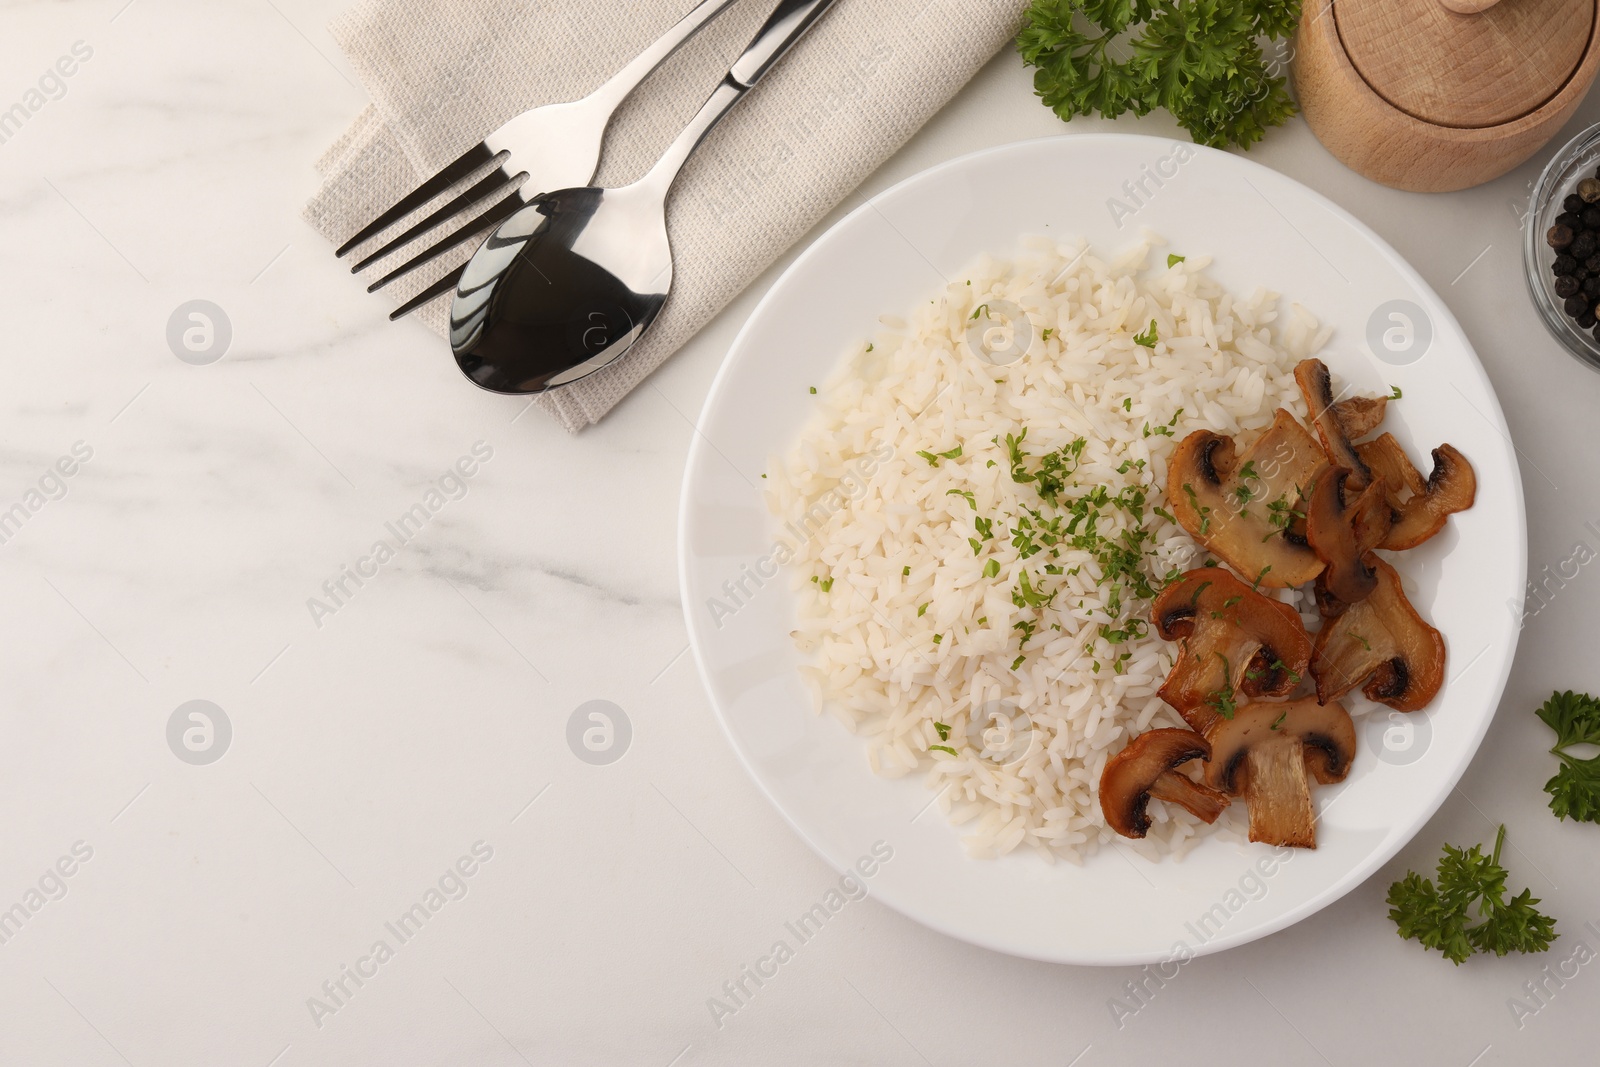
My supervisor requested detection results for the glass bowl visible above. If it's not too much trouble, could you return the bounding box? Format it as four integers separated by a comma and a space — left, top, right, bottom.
1525, 121, 1600, 372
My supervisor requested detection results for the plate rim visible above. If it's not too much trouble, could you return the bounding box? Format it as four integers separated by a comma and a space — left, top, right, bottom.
677, 132, 1528, 965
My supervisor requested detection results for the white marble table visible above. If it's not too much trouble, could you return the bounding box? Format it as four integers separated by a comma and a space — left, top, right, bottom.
2, 2, 1597, 1064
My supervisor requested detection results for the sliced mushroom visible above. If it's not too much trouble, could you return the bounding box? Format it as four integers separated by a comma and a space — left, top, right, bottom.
1152, 567, 1314, 734
1312, 555, 1446, 711
1305, 468, 1393, 613
1205, 698, 1356, 849
1166, 410, 1326, 587
1358, 433, 1426, 499
1357, 434, 1477, 551
1099, 729, 1232, 839
1333, 394, 1388, 440
1295, 358, 1374, 489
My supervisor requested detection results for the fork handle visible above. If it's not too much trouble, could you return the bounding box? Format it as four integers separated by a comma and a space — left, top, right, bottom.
638, 0, 841, 194
587, 0, 743, 113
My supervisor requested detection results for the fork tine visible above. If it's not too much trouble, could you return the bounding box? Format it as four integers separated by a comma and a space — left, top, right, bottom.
334, 142, 499, 258
349, 167, 524, 274
387, 265, 467, 321
366, 191, 528, 294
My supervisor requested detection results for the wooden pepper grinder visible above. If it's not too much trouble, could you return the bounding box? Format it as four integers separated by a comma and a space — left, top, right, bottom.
1294, 0, 1600, 191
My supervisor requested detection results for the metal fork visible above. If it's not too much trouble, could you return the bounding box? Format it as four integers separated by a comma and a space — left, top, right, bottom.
336, 0, 742, 320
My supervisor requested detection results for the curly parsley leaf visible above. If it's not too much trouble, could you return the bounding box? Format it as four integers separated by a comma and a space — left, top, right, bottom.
1018, 0, 1299, 151
1536, 690, 1600, 823
1386, 825, 1557, 965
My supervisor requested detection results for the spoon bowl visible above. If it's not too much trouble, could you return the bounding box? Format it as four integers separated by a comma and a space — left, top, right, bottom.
450, 185, 672, 394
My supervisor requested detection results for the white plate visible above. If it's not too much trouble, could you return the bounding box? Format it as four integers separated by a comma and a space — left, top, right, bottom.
678, 135, 1525, 965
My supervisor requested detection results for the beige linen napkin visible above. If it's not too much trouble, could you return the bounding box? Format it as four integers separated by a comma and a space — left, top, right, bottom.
304, 0, 1028, 431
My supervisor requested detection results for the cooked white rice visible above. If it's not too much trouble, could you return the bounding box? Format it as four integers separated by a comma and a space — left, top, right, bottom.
765, 233, 1330, 863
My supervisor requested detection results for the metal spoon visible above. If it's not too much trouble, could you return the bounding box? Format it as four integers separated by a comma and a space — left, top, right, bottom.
448, 0, 839, 395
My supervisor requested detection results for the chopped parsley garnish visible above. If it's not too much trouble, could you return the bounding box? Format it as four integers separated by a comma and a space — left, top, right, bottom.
932, 634, 942, 644
946, 488, 977, 509
1352, 633, 1372, 651
1013, 618, 1037, 648
808, 386, 817, 394
983, 559, 1001, 578
1250, 565, 1272, 591
1041, 328, 1054, 340
1143, 408, 1182, 439
1011, 655, 1026, 671
903, 565, 911, 576
1204, 654, 1238, 719
917, 602, 930, 617
1012, 570, 1056, 609
969, 537, 983, 556
1133, 319, 1158, 347
818, 578, 833, 592
1391, 385, 1402, 399
1167, 254, 1185, 267
1270, 710, 1287, 731
934, 722, 952, 740
1182, 483, 1212, 535
971, 303, 989, 320
917, 445, 963, 466
1265, 494, 1305, 533
929, 744, 958, 757
1122, 397, 1132, 411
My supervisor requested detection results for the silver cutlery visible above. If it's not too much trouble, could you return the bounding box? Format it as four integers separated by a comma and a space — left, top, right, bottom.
448, 0, 839, 395
335, 0, 742, 319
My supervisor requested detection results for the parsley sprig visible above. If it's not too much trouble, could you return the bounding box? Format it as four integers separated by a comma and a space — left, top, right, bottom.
1017, 0, 1300, 151
1386, 825, 1557, 965
1536, 690, 1600, 823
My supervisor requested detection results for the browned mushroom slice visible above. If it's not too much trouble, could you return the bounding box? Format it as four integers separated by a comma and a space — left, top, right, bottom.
1099, 729, 1231, 839
1151, 567, 1314, 734
1333, 394, 1388, 440
1205, 698, 1356, 849
1305, 468, 1393, 613
1358, 433, 1426, 499
1312, 555, 1446, 712
1166, 410, 1325, 588
1295, 358, 1374, 489
1357, 434, 1477, 551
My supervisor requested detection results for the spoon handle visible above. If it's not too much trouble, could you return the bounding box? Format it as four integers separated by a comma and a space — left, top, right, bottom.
585, 0, 743, 114
638, 0, 841, 194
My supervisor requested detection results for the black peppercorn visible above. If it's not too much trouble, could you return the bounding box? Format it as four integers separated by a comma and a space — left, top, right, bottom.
1550, 224, 1576, 249
1582, 206, 1600, 229
1557, 275, 1581, 297
1585, 254, 1600, 273
1578, 310, 1596, 329
1564, 294, 1588, 316
1566, 193, 1586, 213
1577, 267, 1591, 282
1554, 254, 1578, 274
1557, 211, 1583, 229
1584, 276, 1599, 297
1572, 233, 1596, 259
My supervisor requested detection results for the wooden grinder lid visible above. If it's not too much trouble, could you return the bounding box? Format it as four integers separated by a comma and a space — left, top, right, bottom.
1335, 0, 1594, 128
